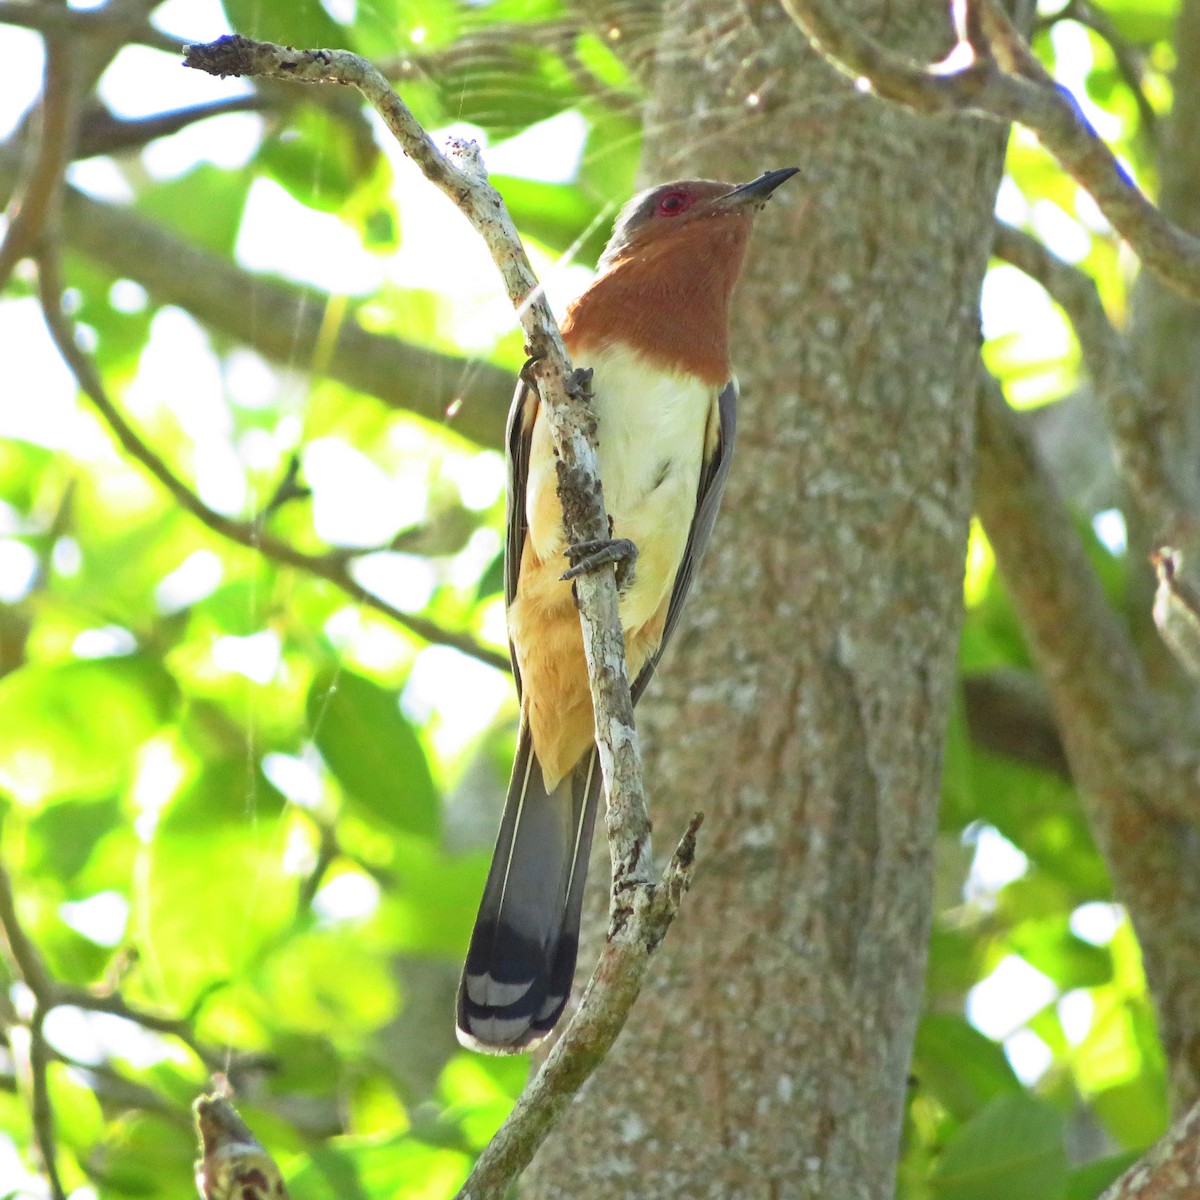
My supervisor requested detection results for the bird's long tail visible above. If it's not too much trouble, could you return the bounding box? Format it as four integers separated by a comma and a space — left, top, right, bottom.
456, 728, 601, 1053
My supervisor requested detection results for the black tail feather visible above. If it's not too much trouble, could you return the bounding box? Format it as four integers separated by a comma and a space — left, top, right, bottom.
456, 734, 600, 1053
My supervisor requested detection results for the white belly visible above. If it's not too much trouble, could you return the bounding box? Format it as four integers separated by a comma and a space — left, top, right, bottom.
525, 344, 715, 631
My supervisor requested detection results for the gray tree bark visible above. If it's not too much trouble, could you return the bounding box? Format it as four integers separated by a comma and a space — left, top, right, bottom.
524, 1, 1009, 1196
1117, 0, 1200, 1104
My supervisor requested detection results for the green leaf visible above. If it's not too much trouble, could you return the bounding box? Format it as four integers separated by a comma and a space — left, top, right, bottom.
90, 1113, 197, 1196
429, 43, 575, 141
1093, 0, 1178, 43
308, 670, 439, 838
930, 1093, 1067, 1200
140, 756, 293, 999
0, 439, 56, 514
255, 929, 401, 1036
380, 841, 490, 955
260, 105, 382, 214
221, 0, 350, 50
492, 175, 609, 262
134, 164, 252, 258
913, 1014, 1022, 1122
25, 795, 124, 882
474, 547, 504, 603
142, 816, 295, 1001
1004, 917, 1113, 990
1090, 1076, 1169, 1149
0, 656, 177, 803
161, 756, 288, 831
288, 1133, 469, 1200
1064, 1152, 1139, 1200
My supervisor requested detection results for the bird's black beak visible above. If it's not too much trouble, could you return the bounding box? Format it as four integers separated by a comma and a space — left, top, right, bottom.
717, 167, 801, 210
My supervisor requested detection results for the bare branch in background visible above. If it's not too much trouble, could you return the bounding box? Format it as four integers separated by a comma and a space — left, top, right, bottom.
992, 221, 1196, 545
961, 669, 1070, 778
974, 370, 1198, 823
975, 371, 1200, 1097
74, 96, 273, 158
0, 36, 81, 291
184, 34, 700, 1193
34, 246, 510, 673
0, 1, 185, 56
779, 0, 1200, 305
0, 148, 514, 450
0, 852, 262, 1080
1036, 0, 1158, 143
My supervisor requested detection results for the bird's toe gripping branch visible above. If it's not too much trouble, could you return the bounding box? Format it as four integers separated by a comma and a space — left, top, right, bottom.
562, 537, 639, 591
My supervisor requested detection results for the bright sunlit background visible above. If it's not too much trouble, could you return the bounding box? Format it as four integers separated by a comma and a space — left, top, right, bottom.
0, 0, 1172, 1195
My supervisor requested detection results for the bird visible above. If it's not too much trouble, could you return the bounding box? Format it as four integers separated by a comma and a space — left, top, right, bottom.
456, 167, 800, 1053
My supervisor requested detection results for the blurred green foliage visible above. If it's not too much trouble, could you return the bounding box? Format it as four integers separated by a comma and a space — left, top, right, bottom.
0, 0, 1183, 1195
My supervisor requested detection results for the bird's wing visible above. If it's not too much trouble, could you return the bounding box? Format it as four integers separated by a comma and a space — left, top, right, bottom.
632, 378, 737, 703
506, 375, 737, 706
504, 377, 538, 701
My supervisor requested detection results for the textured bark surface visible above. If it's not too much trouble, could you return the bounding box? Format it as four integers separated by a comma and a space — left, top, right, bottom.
1119, 0, 1200, 1104
523, 1, 1008, 1197
1131, 0, 1200, 525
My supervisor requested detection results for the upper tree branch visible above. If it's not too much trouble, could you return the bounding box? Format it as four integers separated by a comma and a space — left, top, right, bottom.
35, 247, 509, 673
0, 148, 514, 450
183, 33, 695, 1194
0, 35, 81, 292
0, 1, 185, 56
780, 0, 1200, 305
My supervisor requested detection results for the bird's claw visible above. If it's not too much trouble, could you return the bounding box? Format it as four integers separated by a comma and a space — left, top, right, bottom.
519, 356, 540, 390
567, 367, 594, 400
561, 536, 638, 590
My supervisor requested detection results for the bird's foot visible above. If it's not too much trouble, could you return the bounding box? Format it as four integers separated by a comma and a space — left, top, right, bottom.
566, 367, 594, 401
561, 536, 638, 590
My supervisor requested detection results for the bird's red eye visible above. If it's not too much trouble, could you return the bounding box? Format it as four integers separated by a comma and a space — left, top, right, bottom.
656, 190, 693, 217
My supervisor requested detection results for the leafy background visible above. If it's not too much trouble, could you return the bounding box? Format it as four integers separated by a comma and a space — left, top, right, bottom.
0, 0, 1180, 1195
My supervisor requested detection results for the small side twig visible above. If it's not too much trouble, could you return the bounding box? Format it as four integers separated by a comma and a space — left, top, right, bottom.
26, 1012, 65, 1200
779, 0, 1200, 305
1152, 548, 1200, 683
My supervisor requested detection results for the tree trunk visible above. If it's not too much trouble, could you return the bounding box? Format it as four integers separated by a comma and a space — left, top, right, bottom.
524, 1, 1008, 1196
1120, 0, 1200, 1104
